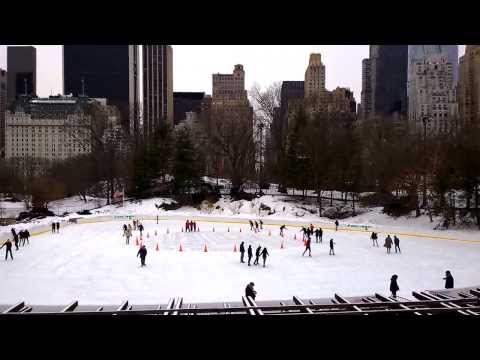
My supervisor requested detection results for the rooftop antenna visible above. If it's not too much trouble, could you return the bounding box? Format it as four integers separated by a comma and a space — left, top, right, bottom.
81, 76, 85, 97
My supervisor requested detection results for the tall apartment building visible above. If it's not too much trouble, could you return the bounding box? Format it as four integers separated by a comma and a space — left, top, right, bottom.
408, 45, 458, 85
408, 54, 458, 134
7, 46, 37, 103
361, 45, 408, 119
458, 45, 480, 126
304, 53, 326, 99
1, 69, 7, 158
173, 92, 205, 125
63, 45, 139, 135
5, 95, 100, 163
143, 45, 173, 137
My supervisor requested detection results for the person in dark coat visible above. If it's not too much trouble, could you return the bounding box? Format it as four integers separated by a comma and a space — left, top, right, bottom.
249, 220, 254, 231
138, 223, 144, 236
254, 221, 259, 232
247, 245, 253, 266
1, 239, 14, 261
335, 220, 339, 231
259, 220, 263, 230
12, 232, 19, 251
245, 282, 257, 300
393, 235, 401, 253
384, 235, 393, 254
193, 221, 197, 232
329, 239, 335, 255
123, 224, 127, 235
56, 222, 60, 233
239, 241, 245, 263
302, 237, 312, 257
137, 245, 147, 267
300, 227, 308, 241
390, 275, 399, 298
444, 271, 454, 289
51, 222, 56, 234
318, 227, 323, 243
254, 245, 261, 265
371, 232, 378, 247
280, 225, 286, 237
261, 247, 269, 267
24, 230, 30, 245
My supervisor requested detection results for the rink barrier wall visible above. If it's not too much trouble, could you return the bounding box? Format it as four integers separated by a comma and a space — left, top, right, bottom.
1, 214, 479, 245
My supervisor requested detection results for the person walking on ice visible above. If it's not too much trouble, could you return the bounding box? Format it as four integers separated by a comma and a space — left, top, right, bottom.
371, 232, 378, 247
259, 220, 263, 230
393, 235, 401, 253
254, 221, 259, 233
1, 239, 14, 261
279, 225, 286, 237
329, 239, 335, 255
247, 245, 253, 266
51, 222, 56, 234
261, 247, 269, 267
249, 220, 254, 231
12, 229, 19, 251
125, 226, 132, 245
137, 245, 147, 267
390, 275, 399, 298
56, 222, 60, 233
302, 237, 312, 257
384, 235, 393, 254
123, 224, 127, 236
239, 241, 246, 263
444, 271, 454, 289
254, 245, 261, 266
138, 223, 144, 237
335, 220, 339, 231
245, 282, 257, 300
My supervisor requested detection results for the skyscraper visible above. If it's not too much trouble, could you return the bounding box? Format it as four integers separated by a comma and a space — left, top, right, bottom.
142, 45, 173, 137
7, 46, 37, 103
408, 45, 459, 85
0, 69, 7, 158
63, 45, 139, 134
360, 45, 408, 119
458, 45, 480, 126
304, 53, 326, 99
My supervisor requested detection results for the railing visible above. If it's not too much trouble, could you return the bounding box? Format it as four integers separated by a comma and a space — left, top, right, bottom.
2, 286, 479, 316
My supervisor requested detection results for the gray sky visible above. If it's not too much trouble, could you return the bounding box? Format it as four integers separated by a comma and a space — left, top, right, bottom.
0, 45, 466, 101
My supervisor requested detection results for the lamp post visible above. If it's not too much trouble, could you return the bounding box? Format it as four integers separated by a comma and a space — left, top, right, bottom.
422, 116, 430, 209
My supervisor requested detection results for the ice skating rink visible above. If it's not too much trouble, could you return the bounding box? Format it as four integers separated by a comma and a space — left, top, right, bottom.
1, 219, 480, 305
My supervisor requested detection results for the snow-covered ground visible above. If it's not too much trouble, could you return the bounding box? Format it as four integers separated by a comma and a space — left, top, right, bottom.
1, 217, 480, 305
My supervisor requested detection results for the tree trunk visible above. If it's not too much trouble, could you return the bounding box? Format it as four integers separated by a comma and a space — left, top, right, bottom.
474, 185, 480, 228
330, 191, 333, 206
318, 189, 322, 217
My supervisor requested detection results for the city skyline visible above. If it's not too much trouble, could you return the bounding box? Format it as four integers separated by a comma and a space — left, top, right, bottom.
1, 45, 465, 102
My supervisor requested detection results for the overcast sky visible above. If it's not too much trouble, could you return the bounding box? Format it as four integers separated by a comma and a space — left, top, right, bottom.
0, 45, 466, 101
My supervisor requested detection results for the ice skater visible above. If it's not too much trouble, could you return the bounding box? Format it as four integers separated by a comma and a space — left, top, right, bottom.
443, 271, 454, 289
302, 237, 312, 257
193, 221, 197, 232
371, 232, 378, 247
393, 235, 401, 253
280, 225, 286, 237
56, 222, 60, 233
384, 235, 393, 254
254, 245, 261, 265
133, 219, 137, 231
137, 245, 147, 267
300, 227, 308, 241
390, 275, 399, 298
125, 226, 132, 245
51, 222, 56, 234
138, 223, 144, 237
12, 230, 19, 251
21, 230, 30, 246
329, 239, 335, 255
249, 220, 254, 231
1, 239, 14, 261
247, 245, 253, 266
259, 220, 263, 230
239, 241, 245, 263
245, 282, 257, 300
335, 220, 339, 231
123, 224, 127, 236
261, 247, 269, 267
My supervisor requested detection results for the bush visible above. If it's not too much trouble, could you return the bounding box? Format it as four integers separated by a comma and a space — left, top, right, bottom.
382, 196, 417, 217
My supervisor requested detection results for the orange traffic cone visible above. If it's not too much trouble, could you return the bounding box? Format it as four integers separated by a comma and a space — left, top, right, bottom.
281, 241, 284, 249
156, 242, 159, 251
234, 243, 237, 252
204, 243, 208, 252
179, 243, 183, 252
